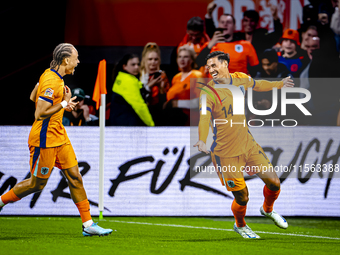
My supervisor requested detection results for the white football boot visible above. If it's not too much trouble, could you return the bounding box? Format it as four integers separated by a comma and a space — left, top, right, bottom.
233, 223, 261, 239
260, 206, 288, 229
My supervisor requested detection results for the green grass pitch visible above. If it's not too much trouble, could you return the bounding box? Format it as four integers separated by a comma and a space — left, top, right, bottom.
0, 216, 339, 255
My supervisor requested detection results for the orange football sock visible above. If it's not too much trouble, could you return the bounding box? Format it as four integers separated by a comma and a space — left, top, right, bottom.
0, 189, 21, 205
231, 199, 247, 227
263, 185, 280, 213
75, 199, 92, 223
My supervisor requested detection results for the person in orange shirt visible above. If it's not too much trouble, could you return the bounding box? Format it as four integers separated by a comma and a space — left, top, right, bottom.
0, 43, 113, 237
178, 17, 210, 56
165, 46, 203, 125
196, 14, 259, 75
194, 51, 294, 239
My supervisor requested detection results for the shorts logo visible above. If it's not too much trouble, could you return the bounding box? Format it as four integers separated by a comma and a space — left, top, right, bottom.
44, 88, 54, 98
41, 167, 49, 175
235, 44, 243, 53
227, 180, 235, 188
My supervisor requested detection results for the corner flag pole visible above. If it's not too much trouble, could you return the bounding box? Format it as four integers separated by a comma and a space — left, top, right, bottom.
92, 59, 107, 220
99, 94, 105, 220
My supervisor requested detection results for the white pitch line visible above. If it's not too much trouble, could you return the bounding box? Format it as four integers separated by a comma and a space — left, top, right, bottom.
109, 220, 340, 240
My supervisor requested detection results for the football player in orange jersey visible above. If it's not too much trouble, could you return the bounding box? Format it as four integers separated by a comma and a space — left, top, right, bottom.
0, 43, 113, 237
194, 51, 294, 239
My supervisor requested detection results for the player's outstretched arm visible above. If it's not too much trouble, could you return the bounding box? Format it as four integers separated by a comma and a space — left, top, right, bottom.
253, 76, 294, 92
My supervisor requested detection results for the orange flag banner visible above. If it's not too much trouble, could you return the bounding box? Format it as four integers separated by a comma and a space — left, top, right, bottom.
92, 59, 107, 110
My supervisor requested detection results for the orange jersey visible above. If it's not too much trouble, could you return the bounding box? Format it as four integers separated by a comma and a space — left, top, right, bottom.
198, 72, 283, 157
28, 69, 69, 148
178, 33, 210, 55
201, 40, 259, 74
167, 70, 203, 101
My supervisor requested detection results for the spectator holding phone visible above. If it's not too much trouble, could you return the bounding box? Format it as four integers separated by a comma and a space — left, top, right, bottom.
140, 42, 170, 125
196, 13, 259, 75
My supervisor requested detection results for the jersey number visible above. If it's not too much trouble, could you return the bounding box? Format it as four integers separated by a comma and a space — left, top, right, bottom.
222, 105, 233, 118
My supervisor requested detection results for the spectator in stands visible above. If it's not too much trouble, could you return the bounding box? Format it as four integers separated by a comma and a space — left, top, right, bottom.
300, 26, 318, 51
109, 54, 154, 126
164, 46, 203, 126
251, 49, 291, 125
331, 0, 340, 52
197, 13, 259, 76
238, 8, 282, 56
63, 88, 98, 126
307, 17, 340, 126
298, 4, 319, 39
205, 3, 282, 56
255, 49, 291, 79
140, 42, 170, 125
170, 17, 210, 80
178, 17, 210, 56
277, 29, 309, 78
303, 36, 321, 60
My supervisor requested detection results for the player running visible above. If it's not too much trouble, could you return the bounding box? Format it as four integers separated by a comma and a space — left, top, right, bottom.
0, 43, 112, 237
194, 51, 294, 239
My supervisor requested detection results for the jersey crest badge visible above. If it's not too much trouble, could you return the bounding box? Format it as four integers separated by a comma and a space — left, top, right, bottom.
41, 167, 49, 175
235, 44, 243, 53
227, 180, 235, 188
44, 88, 54, 98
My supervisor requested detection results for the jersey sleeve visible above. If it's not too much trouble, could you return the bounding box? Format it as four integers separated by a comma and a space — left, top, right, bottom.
230, 72, 256, 89
198, 89, 214, 143
247, 43, 259, 66
37, 78, 57, 105
253, 80, 283, 91
167, 74, 180, 101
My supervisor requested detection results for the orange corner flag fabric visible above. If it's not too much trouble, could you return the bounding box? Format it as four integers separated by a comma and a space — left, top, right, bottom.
92, 59, 107, 110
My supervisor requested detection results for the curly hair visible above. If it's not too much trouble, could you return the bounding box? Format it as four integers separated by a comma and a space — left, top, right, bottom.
50, 43, 75, 71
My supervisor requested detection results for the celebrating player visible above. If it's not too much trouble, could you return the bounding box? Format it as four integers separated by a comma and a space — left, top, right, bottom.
194, 51, 294, 239
0, 43, 113, 237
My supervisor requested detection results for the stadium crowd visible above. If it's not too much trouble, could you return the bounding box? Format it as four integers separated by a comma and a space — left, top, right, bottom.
85, 0, 340, 127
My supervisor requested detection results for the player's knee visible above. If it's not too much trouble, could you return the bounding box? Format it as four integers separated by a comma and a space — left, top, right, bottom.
267, 178, 281, 191
29, 179, 47, 192
235, 194, 249, 206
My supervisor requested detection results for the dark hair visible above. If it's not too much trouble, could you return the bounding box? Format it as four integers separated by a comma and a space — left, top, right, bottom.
261, 49, 278, 63
243, 10, 260, 24
219, 13, 236, 24
302, 4, 318, 24
187, 16, 204, 32
205, 51, 230, 65
50, 43, 74, 71
112, 54, 139, 82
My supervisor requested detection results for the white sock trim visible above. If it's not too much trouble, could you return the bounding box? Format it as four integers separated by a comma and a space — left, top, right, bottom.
83, 219, 94, 228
